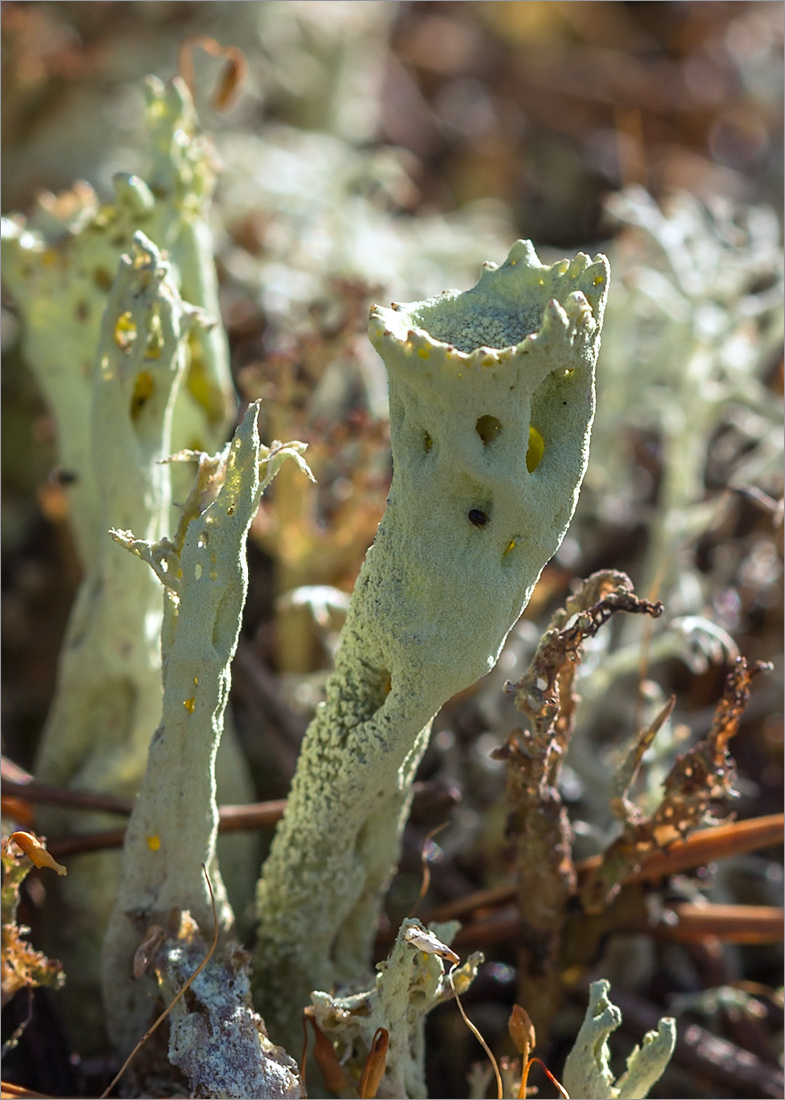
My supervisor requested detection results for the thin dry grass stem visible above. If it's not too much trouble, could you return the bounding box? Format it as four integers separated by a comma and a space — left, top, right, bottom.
621, 812, 784, 883
450, 900, 783, 953
98, 865, 218, 1100
449, 964, 503, 1100
421, 813, 784, 929
523, 1057, 570, 1099
0, 1083, 53, 1099
178, 35, 247, 110
509, 1003, 569, 1099
664, 903, 783, 944
39, 801, 288, 859
414, 821, 449, 915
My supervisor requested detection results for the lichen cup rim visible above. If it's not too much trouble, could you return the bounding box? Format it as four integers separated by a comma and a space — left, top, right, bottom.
369, 238, 609, 362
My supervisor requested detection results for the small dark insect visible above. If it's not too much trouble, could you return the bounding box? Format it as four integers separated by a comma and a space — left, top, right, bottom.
468, 508, 489, 527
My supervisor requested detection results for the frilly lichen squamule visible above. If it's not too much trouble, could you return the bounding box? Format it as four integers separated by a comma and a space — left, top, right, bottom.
101, 401, 311, 1092
253, 240, 609, 1050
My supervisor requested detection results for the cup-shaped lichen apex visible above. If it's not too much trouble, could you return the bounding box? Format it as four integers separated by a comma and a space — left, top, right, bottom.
364, 240, 610, 702
370, 239, 607, 357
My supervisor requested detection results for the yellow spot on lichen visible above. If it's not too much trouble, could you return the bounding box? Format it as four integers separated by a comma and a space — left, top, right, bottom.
503, 539, 517, 556
417, 348, 430, 360
526, 426, 545, 472
114, 311, 137, 351
593, 273, 605, 286
184, 697, 196, 713
147, 835, 161, 851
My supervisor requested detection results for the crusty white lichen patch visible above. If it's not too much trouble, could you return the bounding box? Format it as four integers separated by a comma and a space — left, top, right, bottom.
156, 914, 303, 1100
253, 241, 609, 1054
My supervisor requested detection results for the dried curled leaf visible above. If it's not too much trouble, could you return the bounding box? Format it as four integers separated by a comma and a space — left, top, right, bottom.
5, 833, 67, 876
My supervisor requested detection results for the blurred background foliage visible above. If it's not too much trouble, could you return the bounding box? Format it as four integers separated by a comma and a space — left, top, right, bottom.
1, 3, 782, 1098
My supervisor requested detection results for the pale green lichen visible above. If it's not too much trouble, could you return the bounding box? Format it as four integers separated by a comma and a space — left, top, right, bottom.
0, 75, 234, 567
310, 918, 481, 1100
26, 232, 209, 1042
1, 76, 255, 1045
101, 402, 311, 1056
562, 980, 676, 1100
253, 241, 609, 1049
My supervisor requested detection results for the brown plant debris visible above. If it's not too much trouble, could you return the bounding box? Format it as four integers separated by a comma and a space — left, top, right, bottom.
581, 656, 772, 913
1, 835, 65, 1009
492, 570, 663, 1035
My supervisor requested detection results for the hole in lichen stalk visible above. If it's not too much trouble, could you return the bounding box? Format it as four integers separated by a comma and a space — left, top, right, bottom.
349, 666, 392, 725
526, 426, 544, 472
468, 509, 489, 528
130, 371, 154, 420
94, 267, 114, 291
475, 415, 502, 446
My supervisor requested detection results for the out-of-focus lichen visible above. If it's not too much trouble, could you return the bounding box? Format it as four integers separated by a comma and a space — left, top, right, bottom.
26, 232, 206, 1043
0, 75, 235, 567
102, 401, 311, 1057
562, 980, 675, 1100
587, 188, 783, 618
253, 241, 609, 1049
1, 74, 259, 1046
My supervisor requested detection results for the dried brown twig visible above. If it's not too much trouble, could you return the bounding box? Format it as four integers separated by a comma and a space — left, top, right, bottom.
421, 813, 784, 927
492, 570, 662, 1035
